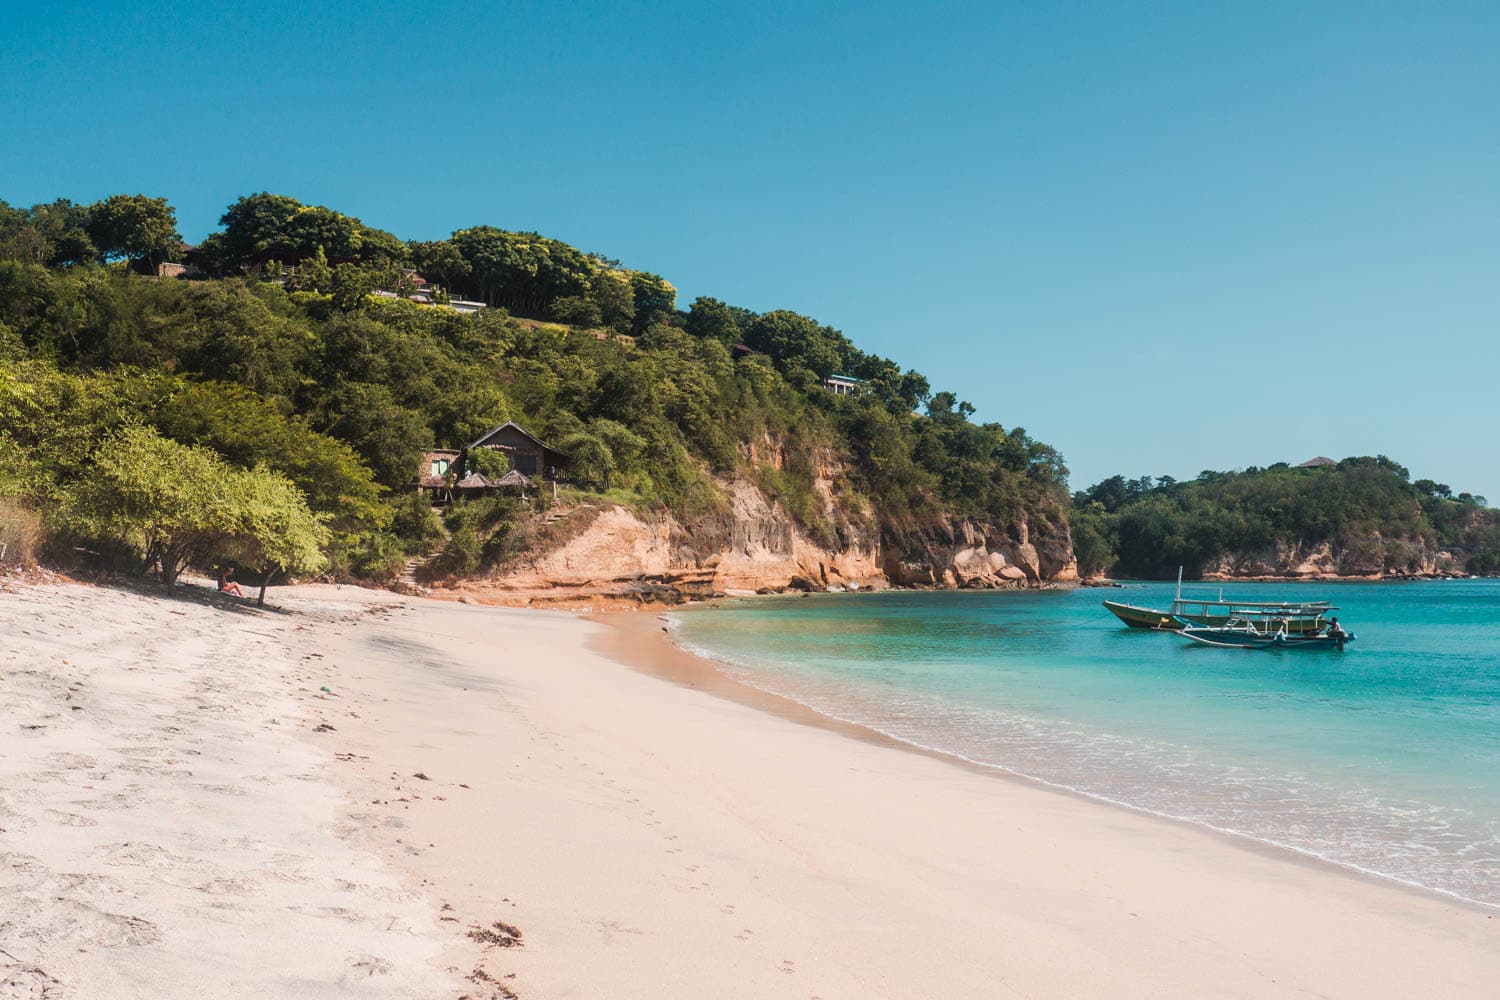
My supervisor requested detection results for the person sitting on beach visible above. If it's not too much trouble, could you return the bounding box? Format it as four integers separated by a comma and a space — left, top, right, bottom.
217, 566, 246, 598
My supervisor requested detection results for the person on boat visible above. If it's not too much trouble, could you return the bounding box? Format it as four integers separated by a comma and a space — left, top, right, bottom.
1326, 616, 1347, 651
218, 565, 246, 598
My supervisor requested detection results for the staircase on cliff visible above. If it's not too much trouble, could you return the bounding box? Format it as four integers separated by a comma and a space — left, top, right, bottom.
395, 508, 449, 594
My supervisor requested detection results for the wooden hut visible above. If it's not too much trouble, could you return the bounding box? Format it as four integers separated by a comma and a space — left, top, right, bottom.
413, 424, 567, 504
463, 422, 570, 481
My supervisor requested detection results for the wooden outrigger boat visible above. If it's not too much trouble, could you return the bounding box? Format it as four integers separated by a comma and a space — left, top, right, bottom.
1100, 600, 1185, 629
1102, 568, 1333, 633
1180, 615, 1354, 650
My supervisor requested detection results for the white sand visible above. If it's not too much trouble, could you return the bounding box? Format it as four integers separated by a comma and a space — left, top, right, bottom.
5, 580, 1499, 999
0, 580, 442, 999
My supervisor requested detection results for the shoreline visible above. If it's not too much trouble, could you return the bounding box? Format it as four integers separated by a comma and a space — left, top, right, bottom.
401, 567, 1487, 613
10, 580, 1500, 998
591, 609, 1499, 916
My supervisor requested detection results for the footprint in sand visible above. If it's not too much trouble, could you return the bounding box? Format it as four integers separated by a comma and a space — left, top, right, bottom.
45, 809, 98, 828
98, 911, 163, 947
0, 963, 63, 997
197, 783, 249, 797
45, 898, 163, 947
194, 876, 256, 896
346, 954, 394, 978
99, 841, 183, 870
47, 752, 98, 770
779, 959, 796, 974
73, 792, 136, 812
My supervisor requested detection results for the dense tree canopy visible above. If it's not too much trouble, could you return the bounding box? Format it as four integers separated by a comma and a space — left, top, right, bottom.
1071, 458, 1498, 578
0, 195, 182, 271
194, 193, 405, 273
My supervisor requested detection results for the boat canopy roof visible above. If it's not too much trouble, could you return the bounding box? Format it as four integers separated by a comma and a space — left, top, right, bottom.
1172, 598, 1334, 611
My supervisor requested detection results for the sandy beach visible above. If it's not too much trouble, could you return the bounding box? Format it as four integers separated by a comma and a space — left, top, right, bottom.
4, 579, 1499, 999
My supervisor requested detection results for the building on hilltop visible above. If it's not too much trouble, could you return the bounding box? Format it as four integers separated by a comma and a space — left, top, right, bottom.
1298, 456, 1338, 468
823, 373, 863, 397
374, 269, 488, 314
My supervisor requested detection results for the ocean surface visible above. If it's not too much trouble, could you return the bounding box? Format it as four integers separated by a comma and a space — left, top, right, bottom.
670, 580, 1500, 908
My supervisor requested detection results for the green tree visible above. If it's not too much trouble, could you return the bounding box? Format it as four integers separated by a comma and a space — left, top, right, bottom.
586, 418, 645, 489
208, 193, 407, 272
316, 381, 432, 488
628, 271, 676, 331
86, 194, 182, 271
408, 239, 471, 294
468, 446, 510, 479
295, 246, 333, 292
684, 296, 741, 346
28, 199, 97, 266
549, 294, 602, 327
60, 425, 241, 589
331, 262, 376, 310
225, 465, 330, 604
448, 227, 597, 314
559, 431, 615, 490
592, 269, 635, 331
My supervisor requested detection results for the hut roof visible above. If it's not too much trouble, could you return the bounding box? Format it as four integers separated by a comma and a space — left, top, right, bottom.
465, 421, 570, 461
494, 469, 535, 488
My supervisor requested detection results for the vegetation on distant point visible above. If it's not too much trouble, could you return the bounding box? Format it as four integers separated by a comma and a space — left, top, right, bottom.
1071, 458, 1498, 579
0, 190, 1068, 588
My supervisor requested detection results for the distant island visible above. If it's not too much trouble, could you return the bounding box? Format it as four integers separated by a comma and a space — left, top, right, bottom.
0, 191, 1494, 597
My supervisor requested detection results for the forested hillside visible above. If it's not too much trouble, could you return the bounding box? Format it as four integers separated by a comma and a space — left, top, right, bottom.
0, 192, 1072, 593
1071, 459, 1500, 580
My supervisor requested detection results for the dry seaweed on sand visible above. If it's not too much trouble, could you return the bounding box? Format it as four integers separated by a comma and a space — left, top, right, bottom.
468, 920, 524, 947
462, 963, 520, 999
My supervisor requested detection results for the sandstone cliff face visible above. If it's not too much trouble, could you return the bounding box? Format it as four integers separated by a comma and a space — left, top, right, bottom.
449, 450, 1077, 605
1199, 535, 1464, 580
881, 511, 1077, 588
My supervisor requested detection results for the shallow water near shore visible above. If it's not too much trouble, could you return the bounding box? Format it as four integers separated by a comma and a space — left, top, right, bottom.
671, 579, 1500, 908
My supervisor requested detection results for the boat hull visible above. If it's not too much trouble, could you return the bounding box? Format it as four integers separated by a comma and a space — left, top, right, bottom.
1180, 628, 1355, 650
1105, 600, 1331, 634
1102, 600, 1182, 630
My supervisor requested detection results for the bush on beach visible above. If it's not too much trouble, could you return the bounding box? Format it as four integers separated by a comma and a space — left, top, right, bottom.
57, 424, 329, 593
0, 496, 44, 568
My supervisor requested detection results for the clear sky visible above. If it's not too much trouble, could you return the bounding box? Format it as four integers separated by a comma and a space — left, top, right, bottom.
3, 1, 1496, 501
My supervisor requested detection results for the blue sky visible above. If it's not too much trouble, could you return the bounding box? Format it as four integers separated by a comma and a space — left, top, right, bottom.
3, 1, 1497, 501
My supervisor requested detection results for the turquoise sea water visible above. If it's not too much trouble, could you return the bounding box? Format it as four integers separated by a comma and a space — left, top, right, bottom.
671, 580, 1500, 908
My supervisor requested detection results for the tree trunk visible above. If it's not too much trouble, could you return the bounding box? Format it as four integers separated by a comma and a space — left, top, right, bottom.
257, 567, 279, 608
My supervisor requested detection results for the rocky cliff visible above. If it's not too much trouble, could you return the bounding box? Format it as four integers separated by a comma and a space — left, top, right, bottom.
1199, 535, 1466, 581
439, 456, 1077, 606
